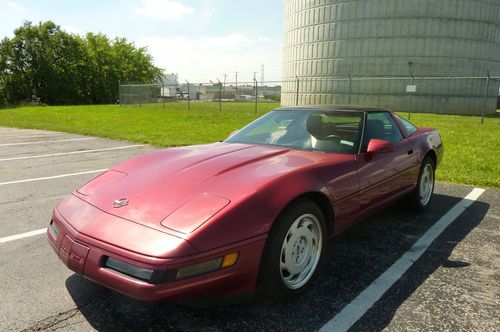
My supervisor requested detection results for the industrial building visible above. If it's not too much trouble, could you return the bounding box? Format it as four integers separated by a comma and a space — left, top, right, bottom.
178, 84, 281, 102
282, 0, 500, 114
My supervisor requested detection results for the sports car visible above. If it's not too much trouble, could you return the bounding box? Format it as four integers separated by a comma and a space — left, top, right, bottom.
47, 106, 443, 302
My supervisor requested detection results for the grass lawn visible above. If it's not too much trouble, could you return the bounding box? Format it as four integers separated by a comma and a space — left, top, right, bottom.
395, 112, 499, 189
0, 102, 498, 188
0, 103, 276, 146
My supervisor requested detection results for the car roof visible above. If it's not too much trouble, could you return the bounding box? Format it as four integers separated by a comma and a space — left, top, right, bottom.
274, 105, 392, 113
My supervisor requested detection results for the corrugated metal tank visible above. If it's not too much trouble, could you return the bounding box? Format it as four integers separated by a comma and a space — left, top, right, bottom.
282, 0, 500, 114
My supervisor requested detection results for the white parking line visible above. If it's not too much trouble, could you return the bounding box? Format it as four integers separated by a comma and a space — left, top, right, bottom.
0, 144, 146, 162
0, 137, 96, 147
0, 169, 107, 186
0, 132, 64, 138
319, 187, 486, 332
0, 228, 47, 244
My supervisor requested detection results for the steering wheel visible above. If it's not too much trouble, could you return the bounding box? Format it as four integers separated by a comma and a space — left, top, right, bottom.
322, 134, 342, 141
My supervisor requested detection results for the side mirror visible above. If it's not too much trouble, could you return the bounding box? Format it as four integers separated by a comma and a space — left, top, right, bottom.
366, 139, 394, 153
228, 129, 239, 138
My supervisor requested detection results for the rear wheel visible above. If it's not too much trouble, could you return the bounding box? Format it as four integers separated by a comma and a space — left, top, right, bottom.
258, 200, 326, 301
408, 156, 435, 211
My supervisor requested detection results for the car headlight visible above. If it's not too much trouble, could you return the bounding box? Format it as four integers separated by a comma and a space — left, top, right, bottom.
77, 170, 126, 196
161, 194, 230, 234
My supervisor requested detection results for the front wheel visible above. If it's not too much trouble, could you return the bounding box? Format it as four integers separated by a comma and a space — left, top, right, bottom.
408, 156, 435, 211
258, 200, 326, 301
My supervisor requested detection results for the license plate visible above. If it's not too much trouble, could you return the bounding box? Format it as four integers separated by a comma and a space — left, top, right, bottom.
59, 235, 89, 274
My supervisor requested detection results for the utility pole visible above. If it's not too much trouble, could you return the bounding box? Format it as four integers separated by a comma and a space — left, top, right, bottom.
252, 72, 258, 107
253, 75, 258, 113
235, 71, 239, 99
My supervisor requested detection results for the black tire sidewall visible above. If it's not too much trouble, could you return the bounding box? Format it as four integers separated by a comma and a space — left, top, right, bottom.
258, 199, 327, 301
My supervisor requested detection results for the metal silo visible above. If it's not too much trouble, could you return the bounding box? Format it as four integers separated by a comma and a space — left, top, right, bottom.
282, 0, 500, 115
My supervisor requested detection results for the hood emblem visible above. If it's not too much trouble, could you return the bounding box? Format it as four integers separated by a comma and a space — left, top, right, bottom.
113, 198, 129, 208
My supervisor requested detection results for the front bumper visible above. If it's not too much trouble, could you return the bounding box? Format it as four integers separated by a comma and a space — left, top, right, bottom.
47, 208, 267, 302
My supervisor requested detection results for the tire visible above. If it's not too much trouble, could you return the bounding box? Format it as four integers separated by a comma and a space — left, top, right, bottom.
258, 199, 326, 301
408, 156, 435, 211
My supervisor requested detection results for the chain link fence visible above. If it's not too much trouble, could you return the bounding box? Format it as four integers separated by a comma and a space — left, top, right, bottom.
119, 75, 500, 121
119, 80, 282, 110
119, 83, 163, 106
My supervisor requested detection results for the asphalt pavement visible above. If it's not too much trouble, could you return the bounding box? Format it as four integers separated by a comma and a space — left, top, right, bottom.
0, 127, 498, 332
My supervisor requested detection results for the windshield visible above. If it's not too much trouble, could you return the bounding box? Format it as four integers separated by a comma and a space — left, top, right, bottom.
225, 110, 364, 154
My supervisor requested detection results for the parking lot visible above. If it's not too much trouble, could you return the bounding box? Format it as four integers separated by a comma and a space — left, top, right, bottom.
0, 126, 498, 332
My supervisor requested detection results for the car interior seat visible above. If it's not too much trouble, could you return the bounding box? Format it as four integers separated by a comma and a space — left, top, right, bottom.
306, 114, 339, 151
363, 119, 386, 148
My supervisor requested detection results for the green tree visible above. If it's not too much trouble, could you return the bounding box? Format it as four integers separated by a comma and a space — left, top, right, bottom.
82, 33, 162, 104
0, 21, 162, 105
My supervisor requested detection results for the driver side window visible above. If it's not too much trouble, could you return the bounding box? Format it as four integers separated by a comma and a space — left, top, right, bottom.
362, 112, 403, 150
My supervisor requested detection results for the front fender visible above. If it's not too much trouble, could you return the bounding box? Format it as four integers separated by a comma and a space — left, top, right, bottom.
187, 158, 359, 252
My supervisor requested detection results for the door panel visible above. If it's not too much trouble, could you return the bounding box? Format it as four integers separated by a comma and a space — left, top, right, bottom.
322, 156, 361, 232
358, 112, 418, 215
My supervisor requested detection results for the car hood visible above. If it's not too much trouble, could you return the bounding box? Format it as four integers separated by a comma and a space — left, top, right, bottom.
73, 142, 320, 234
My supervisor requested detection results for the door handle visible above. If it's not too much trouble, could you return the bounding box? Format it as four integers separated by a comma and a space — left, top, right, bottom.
407, 149, 414, 155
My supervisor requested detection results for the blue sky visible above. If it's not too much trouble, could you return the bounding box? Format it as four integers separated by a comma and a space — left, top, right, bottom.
0, 0, 284, 82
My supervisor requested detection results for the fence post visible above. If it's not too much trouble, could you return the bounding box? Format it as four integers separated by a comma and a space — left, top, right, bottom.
118, 80, 121, 107
162, 84, 165, 110
218, 79, 222, 111
347, 74, 352, 105
254, 78, 258, 113
186, 80, 190, 110
140, 85, 143, 108
295, 75, 300, 106
481, 70, 490, 125
408, 72, 415, 119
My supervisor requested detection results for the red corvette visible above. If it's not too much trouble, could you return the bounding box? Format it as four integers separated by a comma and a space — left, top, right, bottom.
47, 106, 443, 302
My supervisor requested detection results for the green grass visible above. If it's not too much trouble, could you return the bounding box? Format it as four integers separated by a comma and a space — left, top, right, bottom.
0, 103, 276, 146
0, 103, 498, 188
395, 112, 499, 189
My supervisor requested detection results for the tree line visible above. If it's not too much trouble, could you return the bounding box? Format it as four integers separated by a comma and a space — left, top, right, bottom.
0, 21, 162, 106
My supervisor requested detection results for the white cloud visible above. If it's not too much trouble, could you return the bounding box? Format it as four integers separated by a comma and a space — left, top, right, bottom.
135, 0, 193, 20
137, 33, 283, 82
7, 1, 27, 14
